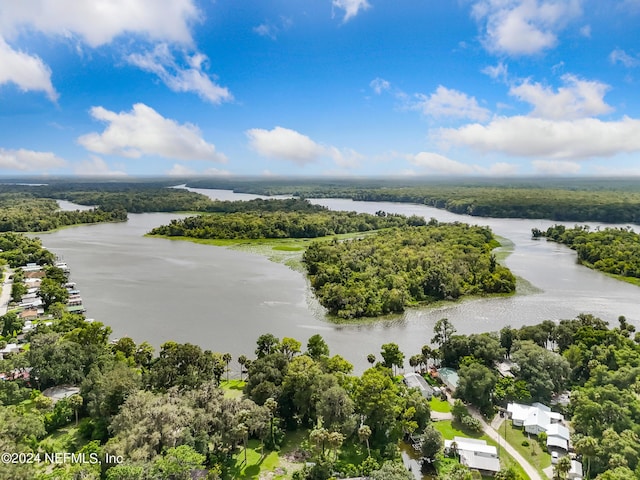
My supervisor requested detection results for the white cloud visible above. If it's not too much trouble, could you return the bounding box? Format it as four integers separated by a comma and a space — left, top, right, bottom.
127, 44, 232, 104
579, 24, 591, 37
0, 148, 66, 171
247, 126, 362, 168
439, 116, 640, 160
532, 160, 581, 175
413, 86, 490, 121
167, 164, 196, 176
0, 0, 199, 47
74, 156, 127, 176
409, 152, 517, 176
472, 0, 582, 56
411, 152, 476, 175
0, 37, 57, 101
167, 164, 232, 176
78, 103, 227, 162
509, 74, 612, 119
610, 48, 640, 68
327, 147, 363, 168
247, 127, 324, 165
333, 0, 371, 22
253, 17, 292, 40
370, 77, 391, 94
482, 62, 509, 82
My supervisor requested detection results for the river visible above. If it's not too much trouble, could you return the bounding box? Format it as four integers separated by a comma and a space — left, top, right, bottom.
37, 188, 640, 373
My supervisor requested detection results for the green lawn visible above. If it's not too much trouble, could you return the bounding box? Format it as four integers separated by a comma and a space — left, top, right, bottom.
433, 419, 530, 480
39, 423, 88, 453
430, 397, 452, 413
225, 429, 308, 479
220, 380, 246, 399
498, 420, 551, 478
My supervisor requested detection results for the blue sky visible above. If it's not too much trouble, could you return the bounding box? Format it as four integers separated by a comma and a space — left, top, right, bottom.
1, 0, 640, 178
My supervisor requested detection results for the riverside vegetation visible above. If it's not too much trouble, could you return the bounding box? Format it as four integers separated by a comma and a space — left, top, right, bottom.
147, 199, 515, 319
533, 225, 640, 285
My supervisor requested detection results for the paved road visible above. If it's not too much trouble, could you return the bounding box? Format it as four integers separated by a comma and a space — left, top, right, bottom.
0, 268, 13, 316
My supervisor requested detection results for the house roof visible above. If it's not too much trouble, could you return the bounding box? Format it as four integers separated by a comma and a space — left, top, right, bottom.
570, 460, 583, 477
547, 436, 569, 451
437, 367, 459, 389
445, 437, 500, 473
507, 402, 565, 430
403, 372, 434, 397
546, 423, 570, 441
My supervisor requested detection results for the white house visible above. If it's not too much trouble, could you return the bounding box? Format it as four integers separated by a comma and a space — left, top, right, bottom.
568, 459, 583, 480
444, 437, 501, 474
507, 402, 568, 451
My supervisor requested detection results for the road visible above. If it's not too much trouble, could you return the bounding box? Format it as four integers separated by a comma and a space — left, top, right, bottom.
0, 268, 14, 316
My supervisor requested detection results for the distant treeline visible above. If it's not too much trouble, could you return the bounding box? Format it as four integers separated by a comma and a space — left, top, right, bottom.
149, 200, 427, 239
186, 178, 640, 224
533, 224, 640, 281
0, 193, 127, 232
303, 221, 516, 318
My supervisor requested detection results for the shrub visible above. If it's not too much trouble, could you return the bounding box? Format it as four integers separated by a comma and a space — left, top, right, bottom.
521, 440, 530, 447
461, 415, 482, 433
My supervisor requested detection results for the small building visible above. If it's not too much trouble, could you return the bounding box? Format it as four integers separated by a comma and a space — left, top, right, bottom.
42, 385, 80, 404
19, 309, 39, 321
568, 459, 583, 480
444, 437, 500, 474
403, 372, 435, 399
0, 343, 21, 360
437, 367, 459, 391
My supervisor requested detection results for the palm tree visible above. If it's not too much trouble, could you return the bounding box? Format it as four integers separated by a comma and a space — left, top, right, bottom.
553, 454, 571, 480
223, 352, 232, 382
358, 424, 372, 457
238, 354, 248, 381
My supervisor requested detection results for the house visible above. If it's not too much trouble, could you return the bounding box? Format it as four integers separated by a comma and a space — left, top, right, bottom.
507, 402, 568, 451
20, 263, 43, 273
568, 459, 583, 480
403, 372, 435, 399
437, 367, 459, 391
19, 308, 39, 321
42, 385, 80, 404
444, 437, 501, 474
0, 343, 21, 360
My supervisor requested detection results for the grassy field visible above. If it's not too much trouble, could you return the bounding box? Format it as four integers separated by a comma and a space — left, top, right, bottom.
429, 397, 452, 413
225, 429, 308, 479
498, 420, 551, 478
433, 419, 530, 480
220, 379, 246, 399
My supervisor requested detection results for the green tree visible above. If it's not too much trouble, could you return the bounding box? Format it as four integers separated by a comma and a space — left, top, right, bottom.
256, 333, 280, 358
280, 337, 302, 360
307, 334, 330, 360
432, 318, 456, 360
421, 424, 444, 462
222, 352, 232, 381
358, 424, 372, 457
69, 393, 83, 426
38, 277, 69, 309
150, 445, 206, 480
370, 461, 414, 480
380, 343, 405, 375
553, 455, 572, 480
1, 312, 24, 337
456, 362, 497, 412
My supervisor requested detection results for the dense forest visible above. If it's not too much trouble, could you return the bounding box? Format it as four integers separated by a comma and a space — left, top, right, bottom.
0, 194, 127, 232
0, 183, 212, 214
534, 225, 640, 282
303, 221, 516, 318
186, 178, 640, 223
149, 203, 426, 240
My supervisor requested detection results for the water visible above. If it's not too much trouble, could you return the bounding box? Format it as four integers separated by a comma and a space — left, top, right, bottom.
38, 189, 640, 372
